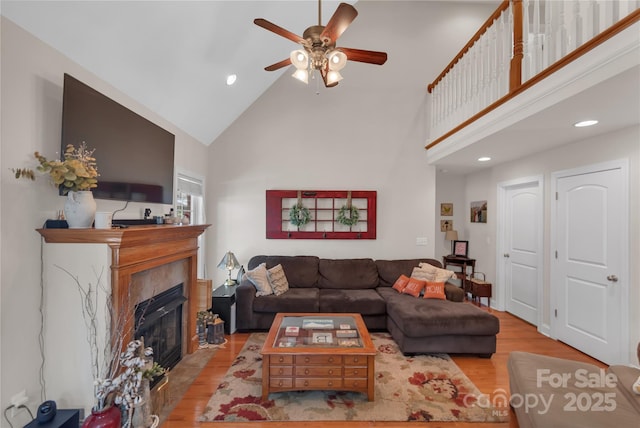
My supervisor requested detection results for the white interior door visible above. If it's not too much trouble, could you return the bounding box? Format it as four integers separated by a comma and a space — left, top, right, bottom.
553, 162, 628, 365
502, 180, 542, 326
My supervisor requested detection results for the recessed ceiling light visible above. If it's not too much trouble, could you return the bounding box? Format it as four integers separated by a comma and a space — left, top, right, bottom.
226, 74, 237, 86
574, 119, 598, 127
478, 156, 491, 162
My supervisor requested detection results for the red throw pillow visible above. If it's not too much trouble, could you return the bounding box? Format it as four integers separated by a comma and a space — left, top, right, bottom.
402, 278, 426, 297
423, 281, 446, 300
392, 274, 410, 293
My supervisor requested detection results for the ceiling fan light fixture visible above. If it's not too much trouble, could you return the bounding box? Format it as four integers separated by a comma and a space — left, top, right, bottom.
292, 68, 309, 84
328, 50, 347, 71
326, 70, 343, 85
290, 49, 309, 69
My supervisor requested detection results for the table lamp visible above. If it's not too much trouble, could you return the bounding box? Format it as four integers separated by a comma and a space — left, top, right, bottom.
445, 230, 459, 255
217, 251, 240, 285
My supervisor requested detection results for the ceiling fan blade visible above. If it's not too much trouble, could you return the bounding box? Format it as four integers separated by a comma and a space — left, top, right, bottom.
264, 58, 292, 72
320, 3, 358, 43
339, 47, 388, 65
254, 18, 305, 44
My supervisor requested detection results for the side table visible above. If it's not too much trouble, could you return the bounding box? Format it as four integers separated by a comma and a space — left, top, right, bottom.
442, 255, 476, 299
212, 284, 236, 334
470, 277, 492, 308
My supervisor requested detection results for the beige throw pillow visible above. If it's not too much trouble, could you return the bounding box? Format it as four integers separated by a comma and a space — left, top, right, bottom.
268, 264, 290, 296
243, 263, 273, 296
411, 266, 435, 282
419, 262, 456, 282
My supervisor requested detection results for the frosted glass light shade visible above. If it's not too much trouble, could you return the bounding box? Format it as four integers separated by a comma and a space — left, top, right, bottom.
290, 49, 309, 69
326, 70, 343, 85
292, 68, 309, 84
328, 50, 347, 71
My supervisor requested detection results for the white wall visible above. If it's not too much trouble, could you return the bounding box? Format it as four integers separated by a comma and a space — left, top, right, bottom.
454, 125, 639, 364
205, 1, 495, 285
0, 17, 208, 421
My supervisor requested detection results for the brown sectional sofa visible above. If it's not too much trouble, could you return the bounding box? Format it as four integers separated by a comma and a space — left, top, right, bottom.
236, 255, 500, 357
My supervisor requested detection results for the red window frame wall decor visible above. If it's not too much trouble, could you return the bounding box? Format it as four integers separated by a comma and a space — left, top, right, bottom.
266, 190, 377, 239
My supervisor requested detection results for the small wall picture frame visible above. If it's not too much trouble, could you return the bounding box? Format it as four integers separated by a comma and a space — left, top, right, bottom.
440, 203, 453, 216
453, 240, 469, 257
470, 200, 487, 223
440, 220, 453, 232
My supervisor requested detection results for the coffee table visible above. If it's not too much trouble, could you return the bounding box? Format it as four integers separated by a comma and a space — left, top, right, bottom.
261, 313, 376, 401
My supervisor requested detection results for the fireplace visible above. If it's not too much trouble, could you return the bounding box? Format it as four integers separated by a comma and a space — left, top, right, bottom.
135, 283, 187, 385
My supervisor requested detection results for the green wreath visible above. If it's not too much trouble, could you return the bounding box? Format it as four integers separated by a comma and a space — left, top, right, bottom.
336, 205, 360, 226
289, 204, 311, 227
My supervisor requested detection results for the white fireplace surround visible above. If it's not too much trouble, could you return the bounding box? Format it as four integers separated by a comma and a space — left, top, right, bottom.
39, 225, 208, 413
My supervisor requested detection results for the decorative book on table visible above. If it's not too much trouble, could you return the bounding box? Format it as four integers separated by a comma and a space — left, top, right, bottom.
302, 319, 334, 329
311, 332, 333, 344
285, 326, 299, 336
336, 329, 357, 338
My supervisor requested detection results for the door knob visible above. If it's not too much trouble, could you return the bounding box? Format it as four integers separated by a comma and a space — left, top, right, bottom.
503, 253, 510, 258
607, 275, 618, 282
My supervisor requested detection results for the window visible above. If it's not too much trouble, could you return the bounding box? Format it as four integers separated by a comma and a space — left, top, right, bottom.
177, 173, 206, 277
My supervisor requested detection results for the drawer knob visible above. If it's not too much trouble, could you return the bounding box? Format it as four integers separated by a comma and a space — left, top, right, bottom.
353, 370, 358, 375
305, 369, 310, 375
328, 370, 333, 375
353, 357, 359, 362
304, 381, 309, 386
328, 381, 333, 387
278, 380, 283, 386
328, 357, 334, 363
305, 357, 310, 363
278, 357, 284, 363
278, 368, 284, 375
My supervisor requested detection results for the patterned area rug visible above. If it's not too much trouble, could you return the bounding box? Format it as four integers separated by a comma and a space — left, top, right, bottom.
199, 332, 508, 422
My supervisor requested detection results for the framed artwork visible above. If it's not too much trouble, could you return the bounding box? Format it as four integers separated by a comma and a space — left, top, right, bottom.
453, 240, 468, 257
440, 203, 453, 216
440, 220, 453, 232
470, 200, 487, 223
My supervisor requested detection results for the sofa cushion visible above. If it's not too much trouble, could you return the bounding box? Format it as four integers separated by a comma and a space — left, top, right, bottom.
415, 263, 456, 282
375, 259, 443, 287
243, 263, 273, 296
253, 288, 319, 313
385, 293, 499, 337
248, 255, 319, 288
318, 258, 378, 289
318, 289, 386, 315
268, 264, 289, 295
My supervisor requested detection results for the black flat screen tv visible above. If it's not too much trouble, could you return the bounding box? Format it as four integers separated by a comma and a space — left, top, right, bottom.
61, 73, 175, 204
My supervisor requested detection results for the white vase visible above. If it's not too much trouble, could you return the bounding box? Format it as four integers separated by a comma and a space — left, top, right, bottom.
64, 191, 97, 228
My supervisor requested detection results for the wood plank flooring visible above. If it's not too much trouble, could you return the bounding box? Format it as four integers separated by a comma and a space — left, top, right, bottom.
163, 308, 606, 427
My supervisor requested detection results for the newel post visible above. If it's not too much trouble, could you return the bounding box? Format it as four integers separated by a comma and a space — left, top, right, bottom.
510, 0, 524, 92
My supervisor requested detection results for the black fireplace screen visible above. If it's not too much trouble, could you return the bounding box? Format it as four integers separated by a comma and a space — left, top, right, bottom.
134, 284, 186, 385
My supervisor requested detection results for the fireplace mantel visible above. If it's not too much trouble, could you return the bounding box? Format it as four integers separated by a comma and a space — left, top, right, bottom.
38, 224, 209, 354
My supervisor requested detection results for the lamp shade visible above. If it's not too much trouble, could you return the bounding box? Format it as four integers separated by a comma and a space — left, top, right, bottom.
445, 230, 459, 241
217, 251, 240, 271
328, 50, 347, 71
290, 49, 309, 69
217, 251, 240, 285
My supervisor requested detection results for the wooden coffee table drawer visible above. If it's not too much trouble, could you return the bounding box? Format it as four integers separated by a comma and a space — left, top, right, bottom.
344, 355, 367, 365
270, 366, 293, 376
272, 355, 294, 365
295, 378, 343, 389
344, 379, 367, 389
344, 367, 366, 377
296, 366, 341, 377
296, 355, 341, 365
270, 377, 294, 388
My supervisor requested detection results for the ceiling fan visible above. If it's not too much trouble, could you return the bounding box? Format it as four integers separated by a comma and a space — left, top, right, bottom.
254, 1, 388, 87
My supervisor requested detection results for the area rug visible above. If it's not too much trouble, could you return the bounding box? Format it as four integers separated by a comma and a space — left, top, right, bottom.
199, 332, 508, 422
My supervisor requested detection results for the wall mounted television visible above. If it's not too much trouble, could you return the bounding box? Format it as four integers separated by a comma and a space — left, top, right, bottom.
61, 73, 175, 205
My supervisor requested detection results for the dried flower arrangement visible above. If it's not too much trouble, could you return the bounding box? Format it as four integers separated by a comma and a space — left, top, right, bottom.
12, 142, 98, 193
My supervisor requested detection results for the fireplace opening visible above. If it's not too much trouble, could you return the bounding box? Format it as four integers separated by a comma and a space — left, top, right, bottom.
135, 284, 186, 387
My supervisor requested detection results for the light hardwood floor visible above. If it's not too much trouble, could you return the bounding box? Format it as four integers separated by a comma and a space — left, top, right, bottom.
164, 308, 606, 427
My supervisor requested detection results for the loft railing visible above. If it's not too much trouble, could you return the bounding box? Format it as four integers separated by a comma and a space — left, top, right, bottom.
426, 0, 640, 149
